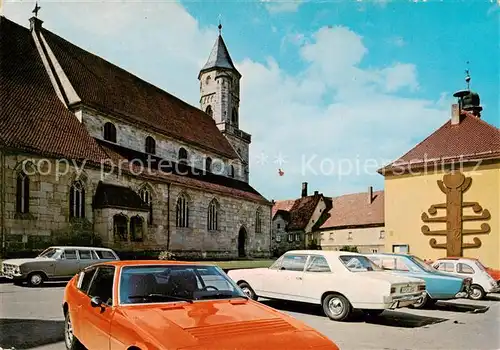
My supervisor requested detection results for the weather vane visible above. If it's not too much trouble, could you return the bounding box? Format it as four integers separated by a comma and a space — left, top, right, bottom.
32, 1, 41, 18
465, 61, 471, 90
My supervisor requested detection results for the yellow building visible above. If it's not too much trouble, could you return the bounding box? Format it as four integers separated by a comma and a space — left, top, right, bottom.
379, 87, 500, 269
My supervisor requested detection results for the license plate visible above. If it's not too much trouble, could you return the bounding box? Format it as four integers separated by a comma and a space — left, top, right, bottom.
401, 286, 415, 293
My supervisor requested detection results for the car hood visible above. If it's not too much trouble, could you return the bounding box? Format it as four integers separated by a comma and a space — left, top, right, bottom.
356, 271, 424, 284
120, 299, 338, 349
1, 258, 54, 265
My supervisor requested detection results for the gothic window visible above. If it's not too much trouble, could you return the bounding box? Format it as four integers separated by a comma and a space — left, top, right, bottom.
130, 215, 144, 242
205, 105, 213, 117
103, 122, 116, 143
145, 136, 156, 155
205, 157, 212, 173
228, 165, 235, 178
205, 76, 211, 85
176, 194, 189, 228
16, 172, 29, 214
231, 107, 238, 125
255, 208, 262, 233
69, 180, 85, 218
178, 147, 188, 164
207, 199, 219, 231
113, 214, 128, 241
139, 187, 153, 225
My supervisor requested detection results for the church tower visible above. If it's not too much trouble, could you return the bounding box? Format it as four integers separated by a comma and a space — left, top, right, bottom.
199, 24, 251, 183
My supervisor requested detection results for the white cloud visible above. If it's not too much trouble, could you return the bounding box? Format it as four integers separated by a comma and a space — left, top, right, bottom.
3, 1, 449, 200
261, 0, 303, 14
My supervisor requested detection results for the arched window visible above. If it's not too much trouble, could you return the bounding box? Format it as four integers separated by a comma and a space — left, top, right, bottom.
139, 187, 153, 225
178, 147, 188, 164
255, 208, 262, 233
103, 122, 116, 143
205, 105, 213, 117
205, 157, 212, 172
207, 199, 219, 231
113, 214, 128, 241
228, 165, 235, 178
16, 172, 29, 214
145, 136, 156, 154
130, 215, 144, 242
69, 180, 85, 218
231, 107, 238, 125
176, 194, 189, 228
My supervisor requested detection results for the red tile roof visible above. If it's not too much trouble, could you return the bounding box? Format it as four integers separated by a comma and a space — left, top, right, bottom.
272, 194, 322, 231
319, 191, 384, 229
0, 17, 269, 205
379, 112, 500, 175
40, 20, 238, 160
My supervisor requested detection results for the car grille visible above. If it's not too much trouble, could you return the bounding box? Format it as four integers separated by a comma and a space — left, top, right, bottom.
2, 264, 17, 275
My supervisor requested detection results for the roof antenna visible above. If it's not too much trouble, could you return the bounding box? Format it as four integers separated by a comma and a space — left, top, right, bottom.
218, 14, 222, 35
465, 61, 471, 91
32, 1, 41, 18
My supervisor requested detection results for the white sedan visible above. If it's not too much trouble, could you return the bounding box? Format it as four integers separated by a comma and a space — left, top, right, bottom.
228, 250, 426, 321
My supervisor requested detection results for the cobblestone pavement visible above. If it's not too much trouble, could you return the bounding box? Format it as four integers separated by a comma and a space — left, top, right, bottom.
0, 281, 499, 350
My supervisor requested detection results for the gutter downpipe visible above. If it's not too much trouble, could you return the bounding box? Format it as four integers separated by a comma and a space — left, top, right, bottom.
166, 183, 171, 251
269, 202, 272, 258
0, 148, 6, 258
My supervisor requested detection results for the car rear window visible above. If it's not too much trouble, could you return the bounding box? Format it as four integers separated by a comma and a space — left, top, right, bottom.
95, 250, 117, 259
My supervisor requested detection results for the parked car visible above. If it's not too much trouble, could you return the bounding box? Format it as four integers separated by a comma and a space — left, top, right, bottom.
1, 246, 119, 287
432, 257, 500, 300
227, 250, 426, 321
62, 260, 340, 350
367, 253, 471, 308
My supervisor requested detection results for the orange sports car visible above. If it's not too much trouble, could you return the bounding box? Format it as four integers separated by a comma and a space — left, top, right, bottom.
62, 260, 340, 350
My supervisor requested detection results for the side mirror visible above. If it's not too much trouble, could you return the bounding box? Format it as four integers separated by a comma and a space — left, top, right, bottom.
90, 296, 103, 308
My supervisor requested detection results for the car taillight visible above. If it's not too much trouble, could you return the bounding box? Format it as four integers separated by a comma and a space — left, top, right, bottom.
418, 285, 426, 291
390, 287, 396, 294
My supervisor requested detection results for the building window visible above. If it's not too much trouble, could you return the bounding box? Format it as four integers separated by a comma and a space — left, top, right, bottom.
277, 223, 281, 229
103, 122, 116, 143
16, 172, 29, 214
178, 147, 188, 164
176, 194, 189, 228
392, 244, 409, 253
348, 232, 353, 240
139, 187, 153, 225
145, 136, 156, 154
205, 105, 213, 117
372, 248, 378, 253
69, 180, 85, 218
255, 208, 262, 233
228, 165, 234, 178
275, 234, 281, 242
379, 230, 385, 239
288, 234, 293, 242
295, 233, 300, 241
207, 199, 219, 231
329, 233, 334, 240
130, 216, 144, 242
113, 214, 128, 241
205, 157, 212, 172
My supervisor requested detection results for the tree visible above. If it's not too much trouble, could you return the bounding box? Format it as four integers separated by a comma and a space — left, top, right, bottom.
340, 245, 359, 253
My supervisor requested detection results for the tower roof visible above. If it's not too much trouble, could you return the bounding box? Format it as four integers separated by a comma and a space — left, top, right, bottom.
199, 32, 240, 78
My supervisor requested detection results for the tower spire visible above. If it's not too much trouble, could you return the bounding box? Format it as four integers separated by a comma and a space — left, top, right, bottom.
465, 61, 471, 91
218, 14, 222, 35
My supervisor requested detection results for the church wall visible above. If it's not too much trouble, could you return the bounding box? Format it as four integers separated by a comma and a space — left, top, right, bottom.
2, 153, 271, 259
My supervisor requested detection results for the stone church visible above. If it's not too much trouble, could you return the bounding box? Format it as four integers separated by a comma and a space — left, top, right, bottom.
0, 15, 272, 258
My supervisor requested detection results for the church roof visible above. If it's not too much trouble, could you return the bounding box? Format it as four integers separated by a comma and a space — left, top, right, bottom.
0, 16, 269, 204
379, 111, 500, 175
199, 34, 240, 77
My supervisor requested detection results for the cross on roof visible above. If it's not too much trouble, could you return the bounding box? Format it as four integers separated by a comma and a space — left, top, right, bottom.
32, 1, 41, 17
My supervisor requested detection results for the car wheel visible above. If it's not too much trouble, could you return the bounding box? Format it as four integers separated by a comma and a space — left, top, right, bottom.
238, 282, 258, 300
469, 284, 485, 300
27, 272, 44, 287
64, 311, 83, 350
363, 309, 384, 317
322, 294, 352, 321
410, 292, 431, 309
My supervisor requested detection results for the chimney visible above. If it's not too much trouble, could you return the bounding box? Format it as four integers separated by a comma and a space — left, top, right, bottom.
314, 190, 319, 196
29, 17, 43, 32
368, 186, 373, 204
301, 182, 308, 197
451, 103, 460, 125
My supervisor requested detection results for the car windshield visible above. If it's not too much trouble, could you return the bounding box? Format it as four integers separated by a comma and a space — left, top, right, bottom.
409, 255, 437, 273
339, 255, 382, 272
38, 248, 59, 258
119, 265, 247, 304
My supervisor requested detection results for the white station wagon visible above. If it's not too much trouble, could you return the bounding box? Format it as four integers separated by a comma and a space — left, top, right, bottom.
228, 250, 426, 321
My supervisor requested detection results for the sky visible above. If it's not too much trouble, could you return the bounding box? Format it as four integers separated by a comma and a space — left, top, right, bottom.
2, 0, 499, 201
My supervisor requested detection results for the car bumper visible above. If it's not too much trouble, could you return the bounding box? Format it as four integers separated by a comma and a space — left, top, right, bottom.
487, 285, 500, 293
384, 292, 426, 308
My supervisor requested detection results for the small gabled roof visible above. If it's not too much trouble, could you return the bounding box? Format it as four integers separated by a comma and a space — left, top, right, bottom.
379, 112, 500, 175
272, 193, 323, 231
93, 181, 150, 211
199, 34, 240, 78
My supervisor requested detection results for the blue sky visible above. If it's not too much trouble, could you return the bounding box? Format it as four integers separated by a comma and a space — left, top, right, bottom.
3, 0, 499, 201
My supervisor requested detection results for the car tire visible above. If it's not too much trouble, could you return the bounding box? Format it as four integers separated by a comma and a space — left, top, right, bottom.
238, 282, 258, 300
27, 272, 44, 287
322, 293, 352, 321
469, 284, 485, 300
363, 309, 384, 317
64, 311, 84, 350
410, 291, 432, 309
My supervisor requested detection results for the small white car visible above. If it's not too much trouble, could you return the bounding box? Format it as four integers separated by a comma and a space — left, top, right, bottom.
227, 250, 426, 321
432, 257, 500, 300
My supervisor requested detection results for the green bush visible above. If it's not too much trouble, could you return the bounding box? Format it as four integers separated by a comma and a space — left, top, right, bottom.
158, 251, 176, 260
340, 245, 359, 253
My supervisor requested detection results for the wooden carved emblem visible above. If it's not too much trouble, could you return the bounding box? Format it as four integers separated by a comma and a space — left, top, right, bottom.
421, 171, 491, 257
